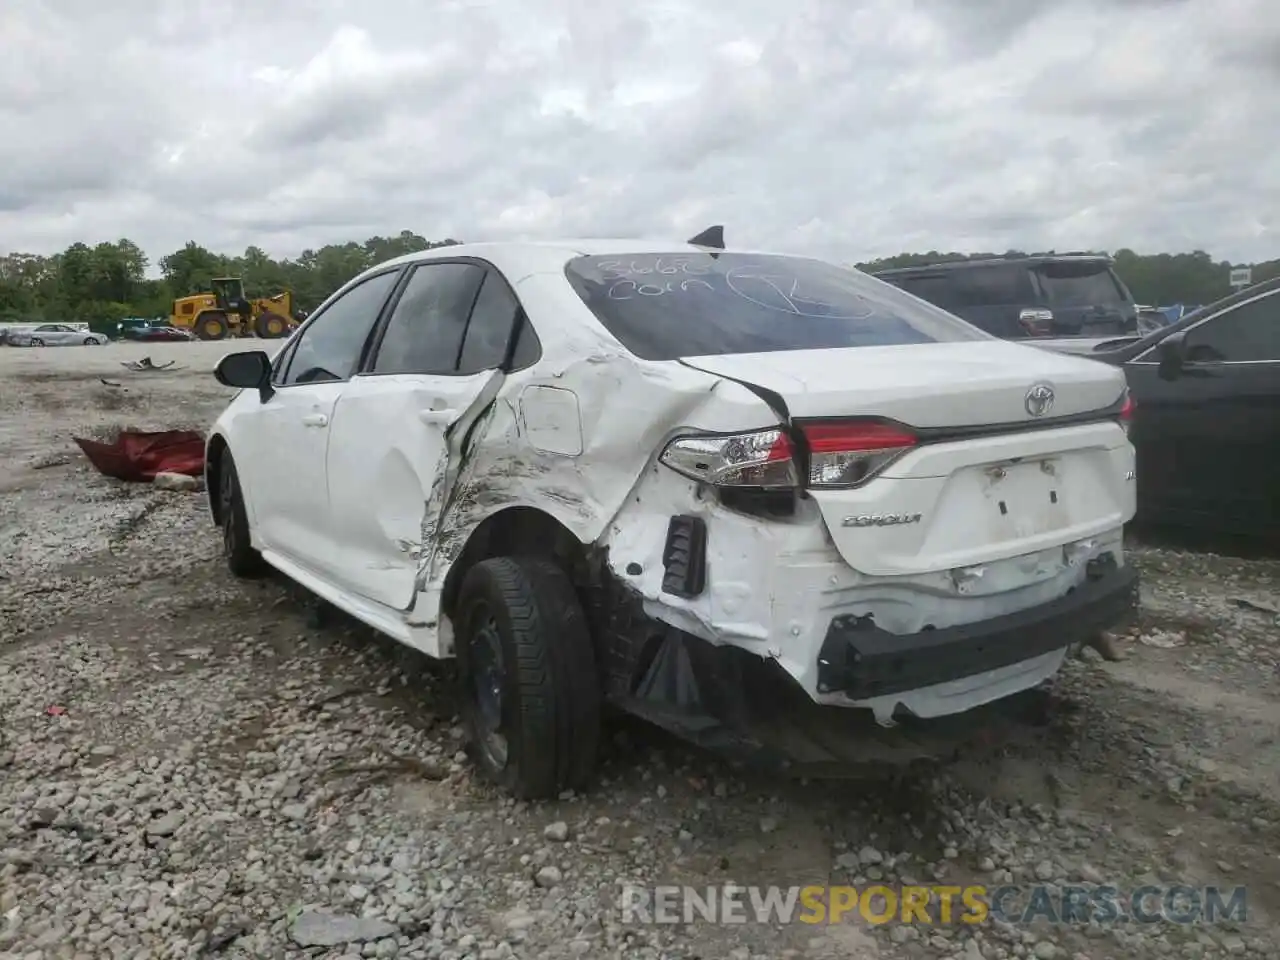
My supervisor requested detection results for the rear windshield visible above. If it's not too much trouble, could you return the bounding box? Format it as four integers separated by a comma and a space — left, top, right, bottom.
564, 253, 985, 361
1034, 262, 1128, 306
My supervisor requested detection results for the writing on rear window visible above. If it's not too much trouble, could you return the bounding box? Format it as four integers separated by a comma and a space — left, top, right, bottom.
565, 253, 985, 361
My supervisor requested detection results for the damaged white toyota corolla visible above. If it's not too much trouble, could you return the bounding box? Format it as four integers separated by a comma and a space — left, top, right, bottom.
205, 230, 1139, 798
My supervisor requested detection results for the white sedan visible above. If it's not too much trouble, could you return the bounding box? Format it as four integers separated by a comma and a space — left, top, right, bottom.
205, 231, 1139, 798
7, 323, 108, 346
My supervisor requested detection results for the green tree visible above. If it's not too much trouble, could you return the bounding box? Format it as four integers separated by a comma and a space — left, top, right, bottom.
1, 234, 1274, 332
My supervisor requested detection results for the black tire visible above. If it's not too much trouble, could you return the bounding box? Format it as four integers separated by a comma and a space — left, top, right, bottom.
31, 338, 44, 347
218, 451, 267, 578
254, 311, 289, 339
83, 337, 97, 345
195, 311, 230, 340
455, 556, 601, 799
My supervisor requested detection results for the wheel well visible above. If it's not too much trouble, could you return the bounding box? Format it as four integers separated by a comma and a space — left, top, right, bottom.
205, 435, 227, 525
441, 506, 592, 621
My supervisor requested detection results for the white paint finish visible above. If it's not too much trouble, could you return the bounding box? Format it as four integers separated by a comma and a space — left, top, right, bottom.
854, 648, 1070, 723
680, 340, 1127, 425
809, 421, 1136, 576
236, 381, 345, 575
208, 237, 1141, 720
324, 370, 498, 611
600, 455, 1127, 709
519, 384, 583, 456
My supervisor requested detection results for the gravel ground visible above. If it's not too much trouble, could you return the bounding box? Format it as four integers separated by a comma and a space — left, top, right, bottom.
2, 340, 1278, 960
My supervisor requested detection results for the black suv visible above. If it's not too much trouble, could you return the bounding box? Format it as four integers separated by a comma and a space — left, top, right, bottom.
873, 255, 1139, 340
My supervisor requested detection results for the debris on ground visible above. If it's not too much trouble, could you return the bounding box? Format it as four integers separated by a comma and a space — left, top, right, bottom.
1139, 628, 1186, 648
152, 470, 203, 492
120, 357, 181, 372
73, 428, 205, 482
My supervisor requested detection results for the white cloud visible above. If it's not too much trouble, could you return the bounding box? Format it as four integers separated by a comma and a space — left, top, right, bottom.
0, 0, 1275, 264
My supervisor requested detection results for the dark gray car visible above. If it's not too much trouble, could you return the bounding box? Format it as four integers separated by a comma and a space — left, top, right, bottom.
873, 255, 1140, 341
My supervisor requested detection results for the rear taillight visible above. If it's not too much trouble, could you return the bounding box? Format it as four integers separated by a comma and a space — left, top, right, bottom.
659, 428, 799, 488
800, 420, 917, 488
1019, 308, 1054, 337
1118, 392, 1135, 435
659, 420, 916, 490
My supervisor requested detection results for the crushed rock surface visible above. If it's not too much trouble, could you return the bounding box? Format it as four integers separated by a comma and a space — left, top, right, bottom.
2, 341, 1279, 959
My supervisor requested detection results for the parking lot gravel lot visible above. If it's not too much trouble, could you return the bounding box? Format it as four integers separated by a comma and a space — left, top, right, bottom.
2, 340, 1278, 960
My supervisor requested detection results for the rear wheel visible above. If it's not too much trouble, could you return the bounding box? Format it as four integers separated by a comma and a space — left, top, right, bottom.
195, 311, 230, 340
254, 311, 289, 339
218, 451, 267, 578
455, 556, 601, 799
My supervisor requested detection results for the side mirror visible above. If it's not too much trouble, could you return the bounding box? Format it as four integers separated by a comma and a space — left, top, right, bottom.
215, 349, 274, 401
1156, 331, 1187, 381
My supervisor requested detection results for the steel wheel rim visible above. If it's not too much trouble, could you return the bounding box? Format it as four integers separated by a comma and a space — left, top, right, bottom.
469, 609, 508, 769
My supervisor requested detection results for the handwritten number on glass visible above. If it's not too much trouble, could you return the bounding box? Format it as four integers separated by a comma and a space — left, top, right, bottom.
597, 257, 713, 281
608, 278, 714, 299
594, 256, 876, 320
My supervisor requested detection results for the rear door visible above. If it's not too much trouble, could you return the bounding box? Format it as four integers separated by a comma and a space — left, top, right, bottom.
325, 261, 522, 610
1125, 288, 1280, 534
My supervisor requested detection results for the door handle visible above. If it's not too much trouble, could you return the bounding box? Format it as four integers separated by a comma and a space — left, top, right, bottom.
302, 413, 329, 427
418, 408, 457, 426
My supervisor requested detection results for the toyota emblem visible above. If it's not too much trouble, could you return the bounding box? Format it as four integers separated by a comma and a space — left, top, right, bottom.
1025, 383, 1055, 417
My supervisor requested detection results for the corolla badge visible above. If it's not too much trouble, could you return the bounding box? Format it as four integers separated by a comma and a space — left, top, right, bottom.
1025, 383, 1055, 417
841, 513, 923, 528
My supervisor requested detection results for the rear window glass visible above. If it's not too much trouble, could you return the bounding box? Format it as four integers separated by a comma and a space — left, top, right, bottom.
1035, 262, 1127, 306
564, 253, 985, 361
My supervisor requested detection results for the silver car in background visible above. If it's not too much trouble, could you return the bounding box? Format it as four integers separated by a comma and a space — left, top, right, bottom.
6, 323, 108, 347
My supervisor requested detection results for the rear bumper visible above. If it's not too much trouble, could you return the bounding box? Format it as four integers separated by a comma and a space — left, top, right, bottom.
815, 554, 1139, 700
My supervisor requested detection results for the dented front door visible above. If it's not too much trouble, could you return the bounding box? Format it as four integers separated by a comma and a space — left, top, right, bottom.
324, 371, 503, 610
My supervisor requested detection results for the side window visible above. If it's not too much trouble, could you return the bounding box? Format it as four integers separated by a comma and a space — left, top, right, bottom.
957, 266, 1029, 307
271, 336, 301, 385
1184, 293, 1280, 362
895, 275, 961, 311
282, 270, 399, 385
371, 263, 484, 375
457, 271, 521, 374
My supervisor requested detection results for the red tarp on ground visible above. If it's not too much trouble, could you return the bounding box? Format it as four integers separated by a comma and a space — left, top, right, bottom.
73, 429, 206, 482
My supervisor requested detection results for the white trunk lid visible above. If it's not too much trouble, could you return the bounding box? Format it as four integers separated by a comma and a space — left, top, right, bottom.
681, 342, 1135, 576
680, 341, 1126, 426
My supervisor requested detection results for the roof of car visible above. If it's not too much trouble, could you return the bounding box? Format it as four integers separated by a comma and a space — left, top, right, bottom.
873, 254, 1113, 277
369, 237, 801, 274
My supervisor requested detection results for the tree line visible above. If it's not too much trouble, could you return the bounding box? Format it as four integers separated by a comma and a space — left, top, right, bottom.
1, 231, 1274, 330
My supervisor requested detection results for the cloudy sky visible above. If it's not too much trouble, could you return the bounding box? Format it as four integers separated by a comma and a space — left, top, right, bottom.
1, 0, 1276, 266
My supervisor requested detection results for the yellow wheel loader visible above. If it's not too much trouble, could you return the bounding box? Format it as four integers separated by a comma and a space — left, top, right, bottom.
170, 278, 297, 341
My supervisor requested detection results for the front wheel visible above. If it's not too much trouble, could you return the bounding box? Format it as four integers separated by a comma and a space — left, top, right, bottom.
31, 338, 44, 347
218, 451, 267, 578
83, 337, 97, 345
455, 556, 601, 799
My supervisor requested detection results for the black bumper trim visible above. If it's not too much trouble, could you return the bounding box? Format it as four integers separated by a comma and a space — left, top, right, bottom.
816, 556, 1140, 700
